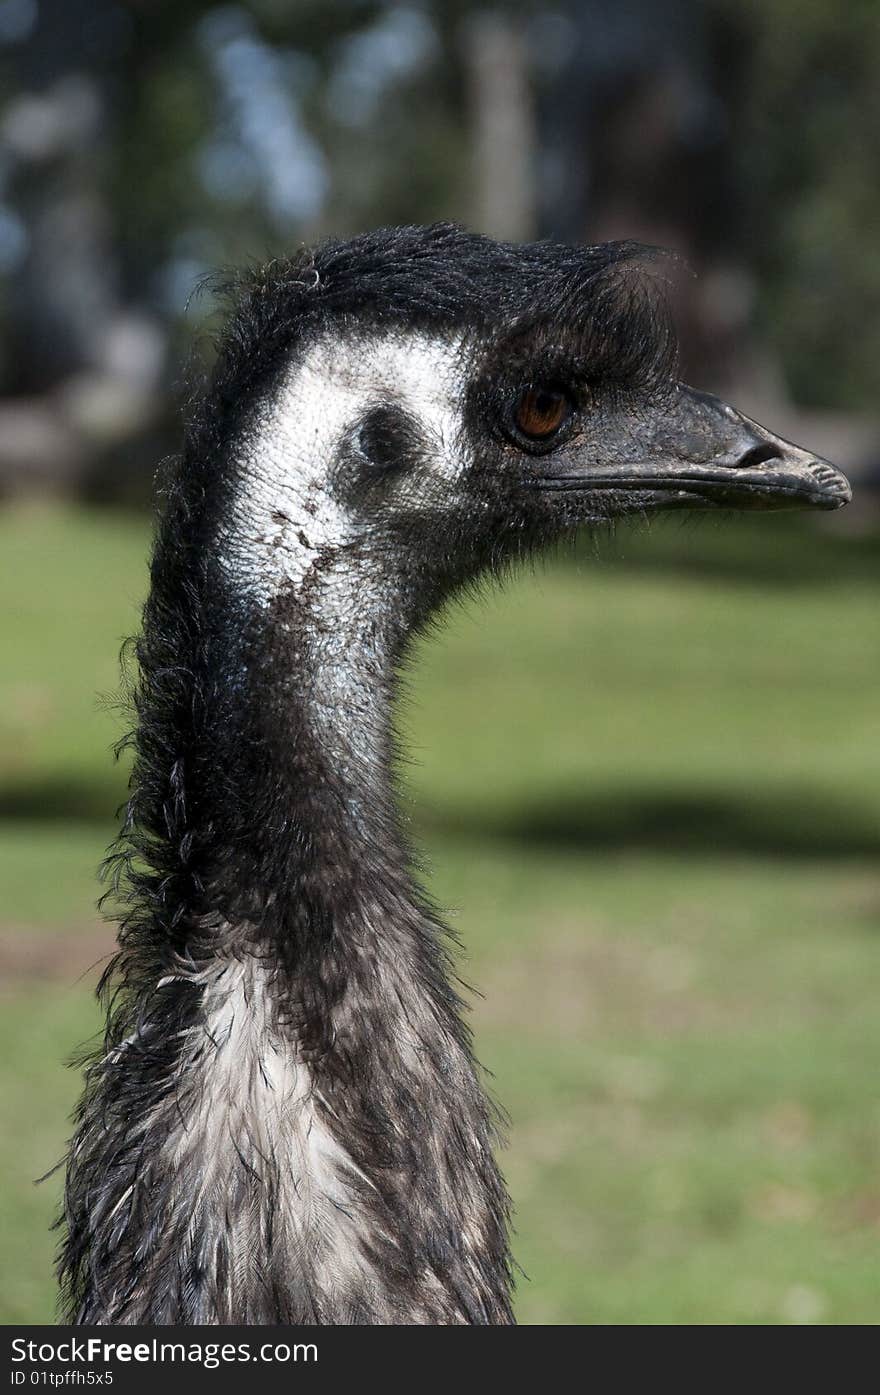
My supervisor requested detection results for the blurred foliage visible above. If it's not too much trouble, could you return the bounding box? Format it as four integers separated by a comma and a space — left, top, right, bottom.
0, 0, 877, 410
715, 0, 880, 407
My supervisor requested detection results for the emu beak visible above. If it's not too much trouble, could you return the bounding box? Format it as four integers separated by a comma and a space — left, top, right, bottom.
533, 386, 852, 512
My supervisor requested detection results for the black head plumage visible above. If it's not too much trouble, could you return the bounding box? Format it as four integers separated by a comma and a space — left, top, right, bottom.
188, 222, 676, 469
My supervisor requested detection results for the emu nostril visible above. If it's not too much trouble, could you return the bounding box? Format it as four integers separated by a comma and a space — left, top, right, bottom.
736, 441, 782, 470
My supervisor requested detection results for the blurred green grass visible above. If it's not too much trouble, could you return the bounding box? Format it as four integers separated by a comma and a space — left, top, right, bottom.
1, 501, 878, 1324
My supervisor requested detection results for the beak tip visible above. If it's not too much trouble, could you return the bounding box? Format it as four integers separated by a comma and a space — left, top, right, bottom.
808, 461, 852, 510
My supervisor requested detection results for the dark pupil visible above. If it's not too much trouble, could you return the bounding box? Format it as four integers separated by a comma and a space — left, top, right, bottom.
517, 388, 566, 437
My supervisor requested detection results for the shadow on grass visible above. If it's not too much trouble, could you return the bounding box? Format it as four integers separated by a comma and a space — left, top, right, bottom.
421, 787, 880, 859
0, 777, 125, 824
3, 776, 879, 860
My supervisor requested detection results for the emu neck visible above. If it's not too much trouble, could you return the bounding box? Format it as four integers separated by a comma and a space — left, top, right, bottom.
240, 566, 416, 935
61, 550, 513, 1325
277, 574, 403, 828
192, 575, 513, 1322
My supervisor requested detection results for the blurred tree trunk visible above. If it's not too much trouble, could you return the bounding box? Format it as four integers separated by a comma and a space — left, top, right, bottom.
0, 0, 164, 496
537, 0, 752, 394
463, 10, 536, 242
7, 0, 121, 389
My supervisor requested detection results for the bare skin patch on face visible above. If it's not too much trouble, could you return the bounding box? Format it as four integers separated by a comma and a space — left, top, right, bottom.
219, 330, 470, 608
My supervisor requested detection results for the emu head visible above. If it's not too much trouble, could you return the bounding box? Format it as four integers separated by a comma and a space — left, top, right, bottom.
209, 225, 850, 638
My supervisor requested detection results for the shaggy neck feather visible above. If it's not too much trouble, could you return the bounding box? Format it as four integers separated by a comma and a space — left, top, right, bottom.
60, 540, 513, 1325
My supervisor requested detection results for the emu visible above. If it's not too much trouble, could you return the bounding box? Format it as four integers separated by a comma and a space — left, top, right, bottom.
60, 225, 850, 1325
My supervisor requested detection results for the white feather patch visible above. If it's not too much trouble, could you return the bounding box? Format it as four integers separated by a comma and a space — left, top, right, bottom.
163, 958, 377, 1300
219, 329, 468, 605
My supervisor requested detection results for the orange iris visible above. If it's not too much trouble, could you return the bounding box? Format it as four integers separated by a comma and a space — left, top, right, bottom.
514, 387, 569, 440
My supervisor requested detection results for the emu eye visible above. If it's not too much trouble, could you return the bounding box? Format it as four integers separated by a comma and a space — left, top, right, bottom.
513, 386, 571, 441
